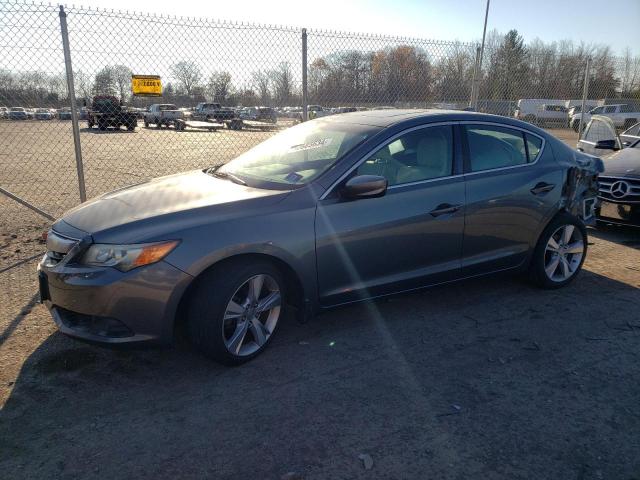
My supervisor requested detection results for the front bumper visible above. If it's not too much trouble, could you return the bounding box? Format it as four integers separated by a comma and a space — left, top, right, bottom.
597, 200, 640, 227
38, 258, 193, 345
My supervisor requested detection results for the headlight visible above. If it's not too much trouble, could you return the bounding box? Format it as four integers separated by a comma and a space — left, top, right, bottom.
81, 241, 179, 271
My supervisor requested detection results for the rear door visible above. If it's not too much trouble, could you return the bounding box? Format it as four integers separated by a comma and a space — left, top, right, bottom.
461, 123, 562, 276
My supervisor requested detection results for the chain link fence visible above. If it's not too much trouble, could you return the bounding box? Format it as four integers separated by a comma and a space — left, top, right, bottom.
1, 0, 639, 331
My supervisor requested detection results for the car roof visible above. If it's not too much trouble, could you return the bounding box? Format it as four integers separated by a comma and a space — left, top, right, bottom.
321, 108, 543, 130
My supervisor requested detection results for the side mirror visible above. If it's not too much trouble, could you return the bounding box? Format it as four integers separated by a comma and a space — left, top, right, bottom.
340, 175, 388, 199
594, 139, 619, 151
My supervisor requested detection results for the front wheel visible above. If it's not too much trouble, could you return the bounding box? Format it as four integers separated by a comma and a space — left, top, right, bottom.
187, 259, 285, 365
529, 213, 587, 289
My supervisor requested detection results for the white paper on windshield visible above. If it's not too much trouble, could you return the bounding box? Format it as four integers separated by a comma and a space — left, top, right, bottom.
288, 138, 333, 153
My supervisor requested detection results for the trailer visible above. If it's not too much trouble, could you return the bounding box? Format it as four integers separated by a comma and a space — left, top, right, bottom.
223, 118, 280, 131
174, 118, 224, 132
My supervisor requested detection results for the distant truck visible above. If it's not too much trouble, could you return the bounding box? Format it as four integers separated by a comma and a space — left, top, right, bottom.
143, 104, 183, 128
570, 104, 640, 132
192, 103, 236, 122
87, 96, 138, 131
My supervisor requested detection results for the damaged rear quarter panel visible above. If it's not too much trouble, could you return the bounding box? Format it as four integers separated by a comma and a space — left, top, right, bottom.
549, 137, 604, 225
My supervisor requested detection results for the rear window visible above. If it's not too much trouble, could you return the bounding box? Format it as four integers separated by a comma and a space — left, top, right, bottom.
465, 125, 527, 172
159, 105, 176, 110
525, 134, 543, 160
620, 104, 636, 113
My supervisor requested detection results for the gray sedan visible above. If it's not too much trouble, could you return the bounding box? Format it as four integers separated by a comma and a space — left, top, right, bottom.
38, 110, 603, 364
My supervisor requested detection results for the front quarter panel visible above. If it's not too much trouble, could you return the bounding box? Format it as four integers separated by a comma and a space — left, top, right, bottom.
163, 189, 319, 305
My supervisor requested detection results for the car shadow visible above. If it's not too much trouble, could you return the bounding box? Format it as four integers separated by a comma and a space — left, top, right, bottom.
1, 270, 639, 479
79, 127, 138, 134
588, 224, 640, 249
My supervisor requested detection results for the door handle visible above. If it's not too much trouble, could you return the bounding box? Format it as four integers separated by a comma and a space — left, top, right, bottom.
530, 182, 555, 195
429, 203, 462, 217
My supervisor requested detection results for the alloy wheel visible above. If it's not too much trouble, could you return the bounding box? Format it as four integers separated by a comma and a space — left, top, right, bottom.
222, 274, 281, 356
544, 224, 585, 282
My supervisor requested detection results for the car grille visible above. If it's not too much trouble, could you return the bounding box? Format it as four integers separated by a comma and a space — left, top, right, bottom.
598, 176, 640, 204
44, 230, 79, 266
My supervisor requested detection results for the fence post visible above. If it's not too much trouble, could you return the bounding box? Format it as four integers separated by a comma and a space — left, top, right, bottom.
59, 5, 86, 203
302, 28, 308, 122
470, 46, 481, 110
578, 57, 591, 140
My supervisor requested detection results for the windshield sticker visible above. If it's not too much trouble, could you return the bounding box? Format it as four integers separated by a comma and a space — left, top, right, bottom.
288, 138, 333, 153
285, 172, 304, 183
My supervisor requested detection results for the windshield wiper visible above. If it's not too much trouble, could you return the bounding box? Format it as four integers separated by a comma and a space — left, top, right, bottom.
209, 169, 247, 186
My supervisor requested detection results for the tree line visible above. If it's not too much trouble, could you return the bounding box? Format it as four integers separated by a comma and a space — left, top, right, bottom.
1, 30, 638, 109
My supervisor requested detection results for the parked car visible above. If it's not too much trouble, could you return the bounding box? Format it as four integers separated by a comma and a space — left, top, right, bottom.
34, 108, 54, 120
572, 104, 640, 132
308, 105, 332, 120
143, 104, 183, 128
577, 115, 640, 227
516, 101, 568, 126
0, 106, 9, 119
620, 121, 640, 148
239, 106, 277, 123
57, 108, 72, 120
567, 103, 599, 128
514, 99, 565, 125
192, 102, 236, 122
87, 96, 138, 131
9, 107, 28, 120
38, 110, 602, 365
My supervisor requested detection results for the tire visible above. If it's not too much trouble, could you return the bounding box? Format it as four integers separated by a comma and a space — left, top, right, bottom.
144, 118, 149, 127
98, 121, 106, 131
127, 122, 135, 131
155, 118, 161, 128
528, 212, 587, 289
187, 259, 286, 365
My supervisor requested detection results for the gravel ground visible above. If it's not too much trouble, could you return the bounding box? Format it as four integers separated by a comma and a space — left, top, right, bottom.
2, 121, 640, 480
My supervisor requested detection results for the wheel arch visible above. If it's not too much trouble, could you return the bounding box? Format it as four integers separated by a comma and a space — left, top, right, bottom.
173, 252, 307, 336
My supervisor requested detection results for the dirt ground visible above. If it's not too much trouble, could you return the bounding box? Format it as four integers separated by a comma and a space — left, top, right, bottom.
2, 121, 640, 479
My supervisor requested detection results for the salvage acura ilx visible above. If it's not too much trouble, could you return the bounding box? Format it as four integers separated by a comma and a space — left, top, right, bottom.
38, 110, 603, 364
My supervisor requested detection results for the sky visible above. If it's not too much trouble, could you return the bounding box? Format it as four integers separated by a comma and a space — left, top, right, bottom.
74, 0, 640, 55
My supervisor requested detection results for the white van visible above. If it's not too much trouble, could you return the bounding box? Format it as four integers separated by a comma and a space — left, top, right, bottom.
514, 99, 567, 126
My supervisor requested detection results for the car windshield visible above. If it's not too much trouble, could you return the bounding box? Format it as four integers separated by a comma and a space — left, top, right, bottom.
159, 104, 176, 110
217, 120, 373, 187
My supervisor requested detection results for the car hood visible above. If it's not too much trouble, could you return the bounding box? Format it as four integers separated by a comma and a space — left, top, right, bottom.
58, 170, 289, 240
602, 148, 640, 178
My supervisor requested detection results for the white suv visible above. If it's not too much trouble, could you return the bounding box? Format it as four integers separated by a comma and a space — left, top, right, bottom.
571, 104, 640, 132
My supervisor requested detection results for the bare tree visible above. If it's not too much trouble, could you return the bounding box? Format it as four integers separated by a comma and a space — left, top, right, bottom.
269, 62, 294, 106
170, 61, 202, 97
206, 71, 233, 103
251, 70, 271, 104
112, 65, 132, 103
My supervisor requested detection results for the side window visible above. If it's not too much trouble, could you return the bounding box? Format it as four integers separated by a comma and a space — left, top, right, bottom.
355, 125, 453, 186
525, 134, 543, 160
604, 106, 617, 114
465, 125, 527, 172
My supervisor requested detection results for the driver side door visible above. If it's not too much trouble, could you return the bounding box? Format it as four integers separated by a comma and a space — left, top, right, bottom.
315, 123, 465, 306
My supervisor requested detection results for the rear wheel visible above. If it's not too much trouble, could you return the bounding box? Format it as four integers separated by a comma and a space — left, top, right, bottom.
529, 213, 587, 289
187, 259, 285, 365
